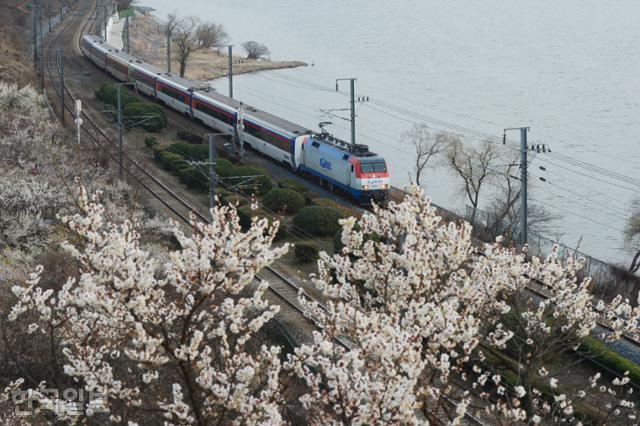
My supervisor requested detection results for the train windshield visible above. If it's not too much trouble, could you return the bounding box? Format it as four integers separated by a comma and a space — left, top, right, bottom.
360, 161, 386, 173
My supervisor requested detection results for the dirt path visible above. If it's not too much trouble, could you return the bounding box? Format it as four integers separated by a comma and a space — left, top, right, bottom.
128, 13, 306, 82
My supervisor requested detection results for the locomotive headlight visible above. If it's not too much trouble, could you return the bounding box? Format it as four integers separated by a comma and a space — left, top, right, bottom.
362, 184, 369, 190
382, 184, 389, 189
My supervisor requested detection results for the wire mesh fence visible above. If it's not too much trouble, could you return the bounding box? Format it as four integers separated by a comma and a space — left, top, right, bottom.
388, 188, 638, 303
466, 205, 640, 304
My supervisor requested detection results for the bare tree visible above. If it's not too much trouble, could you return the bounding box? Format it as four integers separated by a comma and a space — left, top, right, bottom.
164, 13, 182, 73
625, 199, 640, 273
242, 40, 270, 60
195, 22, 228, 49
445, 138, 499, 224
172, 17, 200, 77
401, 124, 447, 186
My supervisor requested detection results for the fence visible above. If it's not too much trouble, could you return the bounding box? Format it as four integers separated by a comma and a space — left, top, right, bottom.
389, 187, 637, 302
466, 206, 639, 303
29, 4, 70, 59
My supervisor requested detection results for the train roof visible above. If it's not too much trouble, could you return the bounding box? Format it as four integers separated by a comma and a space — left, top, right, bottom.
243, 104, 311, 137
192, 88, 243, 111
310, 133, 384, 160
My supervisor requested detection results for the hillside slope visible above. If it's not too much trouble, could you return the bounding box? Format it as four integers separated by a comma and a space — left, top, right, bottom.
0, 0, 35, 85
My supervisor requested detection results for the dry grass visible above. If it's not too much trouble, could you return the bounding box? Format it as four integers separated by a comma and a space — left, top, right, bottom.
0, 0, 36, 85
128, 13, 306, 83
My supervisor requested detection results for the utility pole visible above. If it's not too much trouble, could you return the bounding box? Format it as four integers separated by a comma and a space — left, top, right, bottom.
47, 1, 51, 32
207, 134, 218, 209
520, 127, 528, 245
228, 45, 233, 98
117, 84, 124, 179
503, 127, 530, 245
124, 15, 130, 53
336, 78, 357, 149
59, 49, 65, 127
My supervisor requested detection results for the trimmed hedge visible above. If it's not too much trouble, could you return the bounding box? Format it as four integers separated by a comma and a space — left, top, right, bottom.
295, 244, 318, 263
178, 165, 206, 189
144, 136, 158, 147
304, 190, 320, 206
177, 130, 204, 144
95, 83, 136, 106
235, 206, 286, 241
222, 194, 249, 207
578, 336, 640, 386
123, 102, 166, 132
226, 165, 273, 196
153, 148, 188, 172
278, 178, 308, 193
313, 197, 358, 219
292, 206, 342, 237
95, 83, 167, 132
263, 188, 305, 215
169, 143, 209, 161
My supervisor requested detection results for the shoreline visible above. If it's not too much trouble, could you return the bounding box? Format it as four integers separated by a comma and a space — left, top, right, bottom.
128, 11, 307, 83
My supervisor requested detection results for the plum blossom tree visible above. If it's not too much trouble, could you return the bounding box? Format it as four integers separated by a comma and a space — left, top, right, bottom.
7, 187, 289, 424
286, 186, 640, 424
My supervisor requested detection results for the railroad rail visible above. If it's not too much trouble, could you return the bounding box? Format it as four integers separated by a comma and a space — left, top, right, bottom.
38, 2, 606, 424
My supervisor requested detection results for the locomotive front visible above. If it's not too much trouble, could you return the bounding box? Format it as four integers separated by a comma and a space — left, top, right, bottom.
350, 156, 390, 204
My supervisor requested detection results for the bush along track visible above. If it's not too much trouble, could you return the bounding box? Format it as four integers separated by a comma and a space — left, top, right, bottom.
95, 83, 167, 132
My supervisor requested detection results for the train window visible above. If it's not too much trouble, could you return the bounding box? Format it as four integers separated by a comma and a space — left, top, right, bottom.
311, 141, 320, 148
360, 162, 386, 173
245, 123, 289, 151
160, 85, 186, 103
195, 102, 232, 124
351, 165, 354, 172
342, 154, 349, 160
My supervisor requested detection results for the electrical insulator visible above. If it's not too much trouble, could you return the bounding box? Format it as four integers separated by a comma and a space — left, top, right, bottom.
502, 133, 506, 145
539, 177, 547, 182
539, 166, 546, 171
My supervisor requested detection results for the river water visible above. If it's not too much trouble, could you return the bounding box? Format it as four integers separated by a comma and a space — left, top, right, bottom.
139, 0, 640, 265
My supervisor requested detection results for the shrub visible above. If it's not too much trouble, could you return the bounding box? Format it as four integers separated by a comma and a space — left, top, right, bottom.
123, 102, 166, 132
169, 143, 209, 161
578, 337, 640, 386
304, 190, 320, 206
178, 165, 206, 190
237, 206, 254, 231
295, 244, 318, 263
222, 195, 248, 207
95, 83, 136, 107
144, 136, 158, 148
154, 149, 188, 172
177, 130, 204, 144
215, 158, 234, 177
263, 188, 305, 215
313, 197, 358, 219
278, 178, 308, 193
292, 206, 342, 237
226, 165, 272, 196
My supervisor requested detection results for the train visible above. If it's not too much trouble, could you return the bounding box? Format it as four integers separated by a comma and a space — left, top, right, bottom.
80, 35, 390, 204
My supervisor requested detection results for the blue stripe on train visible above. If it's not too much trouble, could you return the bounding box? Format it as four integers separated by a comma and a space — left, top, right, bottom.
299, 165, 362, 200
299, 165, 386, 203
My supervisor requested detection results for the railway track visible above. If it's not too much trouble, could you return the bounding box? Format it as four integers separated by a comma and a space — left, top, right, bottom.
33, 3, 577, 424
